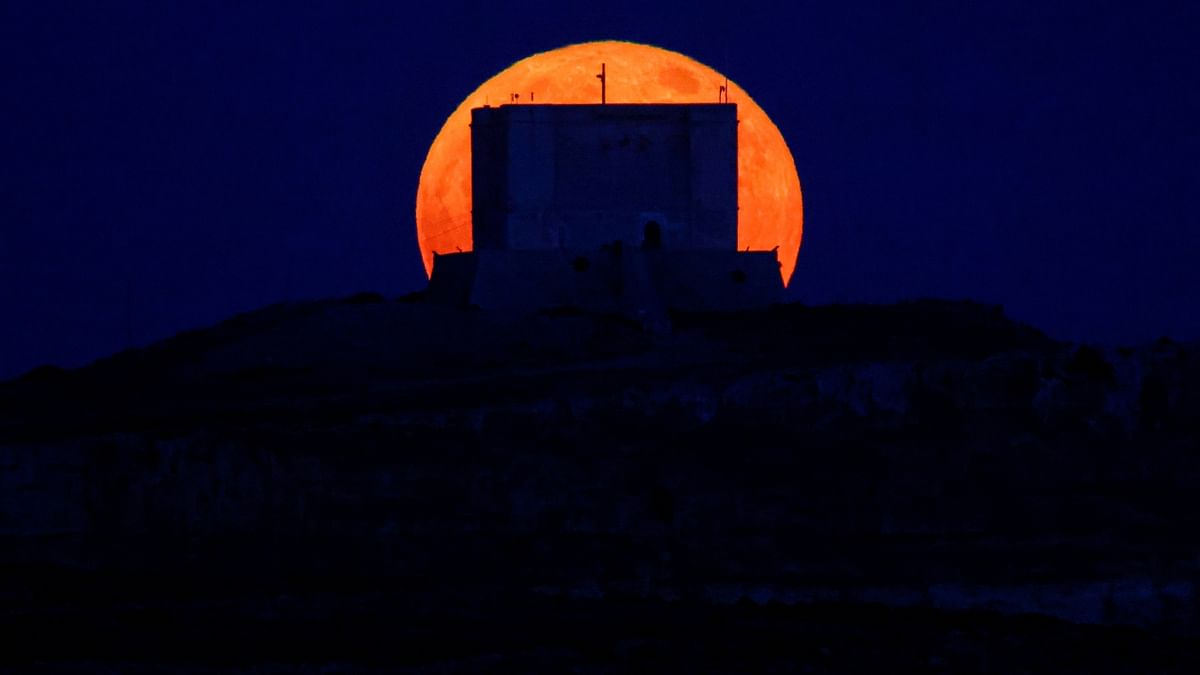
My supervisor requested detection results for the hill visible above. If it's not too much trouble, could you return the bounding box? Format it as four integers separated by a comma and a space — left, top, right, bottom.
2, 296, 1198, 672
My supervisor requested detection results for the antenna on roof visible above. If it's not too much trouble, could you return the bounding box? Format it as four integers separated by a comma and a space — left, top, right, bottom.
722, 44, 732, 104
596, 63, 606, 104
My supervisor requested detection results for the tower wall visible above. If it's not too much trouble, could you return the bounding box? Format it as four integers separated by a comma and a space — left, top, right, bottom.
471, 104, 737, 251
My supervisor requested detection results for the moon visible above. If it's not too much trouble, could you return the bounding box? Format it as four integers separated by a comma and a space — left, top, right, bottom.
415, 40, 804, 285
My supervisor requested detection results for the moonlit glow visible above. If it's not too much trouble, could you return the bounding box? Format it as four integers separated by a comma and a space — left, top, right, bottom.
416, 40, 804, 284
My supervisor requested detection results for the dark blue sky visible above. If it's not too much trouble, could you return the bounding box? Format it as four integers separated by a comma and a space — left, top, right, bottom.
2, 1, 1198, 378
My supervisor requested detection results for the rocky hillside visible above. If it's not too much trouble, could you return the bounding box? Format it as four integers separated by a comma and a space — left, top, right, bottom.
2, 296, 1198, 673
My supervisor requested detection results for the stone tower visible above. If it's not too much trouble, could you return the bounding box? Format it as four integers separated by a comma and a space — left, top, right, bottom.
428, 103, 782, 314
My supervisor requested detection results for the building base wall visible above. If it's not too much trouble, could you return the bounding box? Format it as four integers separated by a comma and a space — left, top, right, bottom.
428, 248, 782, 314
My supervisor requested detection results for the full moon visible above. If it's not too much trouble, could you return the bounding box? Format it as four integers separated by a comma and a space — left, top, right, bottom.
416, 40, 804, 285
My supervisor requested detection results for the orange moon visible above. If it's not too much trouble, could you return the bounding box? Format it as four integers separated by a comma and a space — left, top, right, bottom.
415, 40, 804, 285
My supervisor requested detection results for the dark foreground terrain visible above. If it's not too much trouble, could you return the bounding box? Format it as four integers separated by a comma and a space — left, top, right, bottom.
2, 296, 1199, 673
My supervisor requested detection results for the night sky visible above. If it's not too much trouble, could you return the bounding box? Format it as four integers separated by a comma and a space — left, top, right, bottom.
3, 1, 1198, 379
